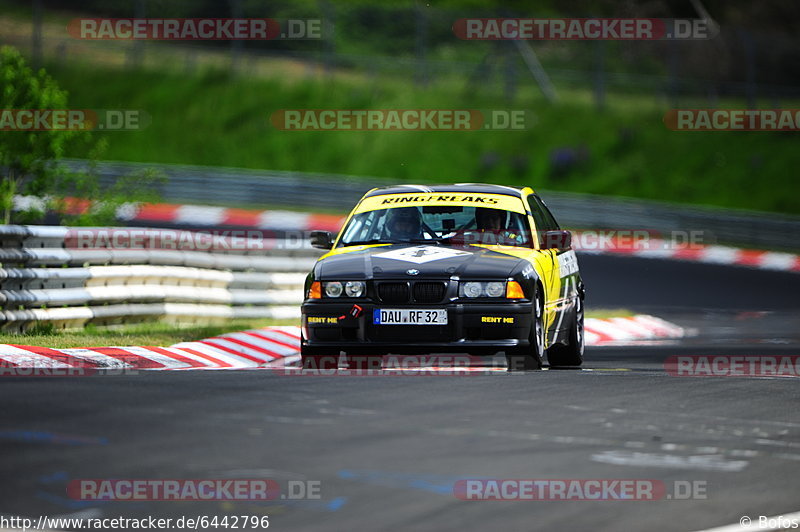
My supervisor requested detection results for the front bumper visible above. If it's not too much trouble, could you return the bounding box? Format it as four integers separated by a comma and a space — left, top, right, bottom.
301, 300, 533, 355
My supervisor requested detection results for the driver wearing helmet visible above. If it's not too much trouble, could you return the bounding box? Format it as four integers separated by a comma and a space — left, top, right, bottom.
386, 207, 422, 241
476, 207, 506, 232
475, 207, 520, 245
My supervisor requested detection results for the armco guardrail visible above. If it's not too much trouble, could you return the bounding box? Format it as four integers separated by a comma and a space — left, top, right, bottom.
58, 159, 800, 251
539, 191, 800, 252
0, 225, 322, 333
62, 158, 380, 212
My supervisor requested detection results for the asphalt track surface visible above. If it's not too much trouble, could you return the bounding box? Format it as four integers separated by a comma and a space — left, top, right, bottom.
2, 254, 800, 531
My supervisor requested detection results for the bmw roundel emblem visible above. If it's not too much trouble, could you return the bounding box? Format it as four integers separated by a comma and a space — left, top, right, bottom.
406, 269, 420, 275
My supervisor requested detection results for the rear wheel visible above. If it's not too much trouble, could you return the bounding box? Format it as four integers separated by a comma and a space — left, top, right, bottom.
505, 288, 544, 371
546, 295, 584, 367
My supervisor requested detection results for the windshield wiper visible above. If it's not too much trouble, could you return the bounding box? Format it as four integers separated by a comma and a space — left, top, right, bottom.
343, 237, 450, 246
407, 237, 448, 244
341, 239, 388, 246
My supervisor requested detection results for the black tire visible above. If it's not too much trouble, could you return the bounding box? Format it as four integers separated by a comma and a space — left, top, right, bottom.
546, 295, 584, 367
505, 287, 544, 371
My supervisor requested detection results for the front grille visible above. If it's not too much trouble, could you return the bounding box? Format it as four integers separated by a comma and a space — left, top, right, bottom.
378, 282, 410, 303
413, 282, 446, 303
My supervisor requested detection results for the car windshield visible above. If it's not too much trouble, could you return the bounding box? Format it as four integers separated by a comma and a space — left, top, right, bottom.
339, 205, 532, 247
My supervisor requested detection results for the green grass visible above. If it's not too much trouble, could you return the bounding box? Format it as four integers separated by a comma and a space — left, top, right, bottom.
46, 60, 800, 215
2, 5, 798, 215
0, 319, 298, 349
0, 311, 631, 349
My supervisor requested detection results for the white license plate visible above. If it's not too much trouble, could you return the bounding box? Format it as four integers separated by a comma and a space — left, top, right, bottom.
373, 309, 448, 325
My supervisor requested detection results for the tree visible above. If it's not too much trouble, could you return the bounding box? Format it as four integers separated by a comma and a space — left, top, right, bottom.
0, 45, 80, 224
0, 45, 163, 225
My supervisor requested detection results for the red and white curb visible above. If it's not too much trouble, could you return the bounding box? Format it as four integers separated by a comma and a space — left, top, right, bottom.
112, 204, 799, 273
124, 204, 798, 273
0, 326, 300, 372
0, 315, 685, 371
118, 203, 344, 233
575, 235, 800, 274
585, 314, 688, 346
14, 196, 798, 272
170, 326, 301, 368
13, 196, 345, 233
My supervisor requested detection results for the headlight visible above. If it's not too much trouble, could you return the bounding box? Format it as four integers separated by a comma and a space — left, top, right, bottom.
324, 281, 343, 297
463, 282, 483, 298
485, 281, 505, 298
459, 281, 508, 298
345, 281, 365, 297
322, 281, 364, 298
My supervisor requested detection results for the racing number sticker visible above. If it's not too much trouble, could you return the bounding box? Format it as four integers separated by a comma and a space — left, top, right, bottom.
558, 250, 579, 277
373, 245, 471, 264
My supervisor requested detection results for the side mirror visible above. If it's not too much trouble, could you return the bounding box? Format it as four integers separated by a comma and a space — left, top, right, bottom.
310, 230, 334, 250
541, 230, 572, 250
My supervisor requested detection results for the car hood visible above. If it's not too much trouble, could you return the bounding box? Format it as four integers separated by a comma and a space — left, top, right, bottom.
316, 243, 526, 280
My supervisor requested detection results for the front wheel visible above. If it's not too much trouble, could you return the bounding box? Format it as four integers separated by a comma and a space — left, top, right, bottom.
546, 295, 584, 367
505, 288, 544, 371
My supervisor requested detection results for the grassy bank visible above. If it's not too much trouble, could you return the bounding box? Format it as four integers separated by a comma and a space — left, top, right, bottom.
0, 319, 296, 349
0, 310, 630, 348
48, 61, 800, 215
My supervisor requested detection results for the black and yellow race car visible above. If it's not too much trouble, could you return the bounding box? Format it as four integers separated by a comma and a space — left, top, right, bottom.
301, 184, 585, 371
